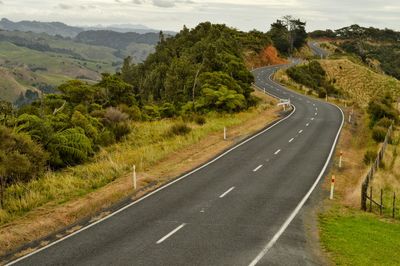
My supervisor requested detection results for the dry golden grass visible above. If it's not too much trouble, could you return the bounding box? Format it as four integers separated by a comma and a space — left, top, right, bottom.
319, 59, 400, 107
322, 108, 377, 208
0, 89, 280, 256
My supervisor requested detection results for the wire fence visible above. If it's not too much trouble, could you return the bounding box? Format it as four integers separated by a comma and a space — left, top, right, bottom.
361, 124, 393, 211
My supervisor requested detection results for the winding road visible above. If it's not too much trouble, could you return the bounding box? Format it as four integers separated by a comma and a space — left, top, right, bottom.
9, 64, 343, 266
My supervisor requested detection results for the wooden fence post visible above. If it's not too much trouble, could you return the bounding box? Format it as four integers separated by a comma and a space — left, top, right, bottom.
370, 186, 373, 212
361, 182, 367, 211
380, 189, 383, 216
393, 192, 396, 219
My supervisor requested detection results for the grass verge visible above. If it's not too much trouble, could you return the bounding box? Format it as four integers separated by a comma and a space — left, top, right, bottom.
320, 205, 400, 266
0, 89, 281, 256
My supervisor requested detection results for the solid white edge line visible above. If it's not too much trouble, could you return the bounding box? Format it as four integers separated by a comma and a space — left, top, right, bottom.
288, 138, 294, 143
7, 67, 297, 266
219, 186, 235, 198
248, 105, 345, 266
156, 223, 186, 244
274, 149, 281, 155
253, 165, 263, 172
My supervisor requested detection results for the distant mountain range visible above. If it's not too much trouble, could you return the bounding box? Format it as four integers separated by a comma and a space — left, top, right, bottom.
0, 18, 176, 38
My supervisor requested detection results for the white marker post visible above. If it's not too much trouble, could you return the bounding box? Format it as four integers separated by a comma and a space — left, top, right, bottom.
224, 127, 227, 140
339, 151, 343, 168
330, 175, 335, 200
132, 165, 137, 190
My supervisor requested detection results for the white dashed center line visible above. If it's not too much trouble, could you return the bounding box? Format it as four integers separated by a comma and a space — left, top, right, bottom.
306, 123, 310, 127
253, 165, 263, 172
311, 118, 315, 121
298, 130, 303, 134
156, 223, 186, 244
289, 138, 294, 143
274, 149, 281, 155
315, 112, 318, 116
219, 186, 235, 198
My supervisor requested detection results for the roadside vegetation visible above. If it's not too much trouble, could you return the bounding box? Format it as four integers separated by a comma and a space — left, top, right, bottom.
281, 32, 400, 264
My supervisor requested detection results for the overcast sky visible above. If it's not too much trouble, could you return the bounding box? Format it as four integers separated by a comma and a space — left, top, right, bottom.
0, 0, 399, 32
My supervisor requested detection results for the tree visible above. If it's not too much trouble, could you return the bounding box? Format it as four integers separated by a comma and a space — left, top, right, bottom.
0, 100, 13, 125
46, 127, 93, 168
97, 74, 135, 106
269, 16, 307, 55
0, 126, 48, 208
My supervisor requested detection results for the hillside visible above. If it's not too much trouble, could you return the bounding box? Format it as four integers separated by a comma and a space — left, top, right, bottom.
309, 25, 400, 81
0, 18, 82, 38
0, 30, 155, 103
74, 30, 160, 49
319, 58, 400, 106
0, 18, 176, 37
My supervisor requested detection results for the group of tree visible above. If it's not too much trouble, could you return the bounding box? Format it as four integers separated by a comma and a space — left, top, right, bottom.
309, 24, 400, 42
268, 15, 307, 55
286, 60, 339, 97
309, 25, 400, 80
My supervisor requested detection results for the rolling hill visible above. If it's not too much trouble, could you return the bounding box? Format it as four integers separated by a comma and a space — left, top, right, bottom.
0, 29, 156, 103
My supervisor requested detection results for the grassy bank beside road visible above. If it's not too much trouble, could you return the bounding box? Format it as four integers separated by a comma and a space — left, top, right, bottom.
0, 89, 282, 257
320, 205, 400, 266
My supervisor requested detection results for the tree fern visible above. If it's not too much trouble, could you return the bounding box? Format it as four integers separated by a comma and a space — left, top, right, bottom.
47, 127, 93, 168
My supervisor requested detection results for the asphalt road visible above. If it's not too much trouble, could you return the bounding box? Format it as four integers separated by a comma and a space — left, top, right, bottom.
308, 42, 329, 59
10, 65, 343, 266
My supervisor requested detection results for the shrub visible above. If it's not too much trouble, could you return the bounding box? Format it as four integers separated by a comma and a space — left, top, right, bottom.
194, 115, 206, 125
104, 107, 129, 124
363, 150, 376, 165
318, 90, 327, 98
118, 104, 142, 121
376, 117, 392, 129
112, 122, 131, 141
97, 129, 115, 146
142, 105, 161, 121
372, 126, 387, 142
169, 122, 191, 136
159, 103, 176, 118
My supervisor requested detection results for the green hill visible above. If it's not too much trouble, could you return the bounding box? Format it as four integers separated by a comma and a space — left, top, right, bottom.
0, 30, 155, 103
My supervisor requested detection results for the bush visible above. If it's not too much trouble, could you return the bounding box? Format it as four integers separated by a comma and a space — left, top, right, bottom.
194, 115, 206, 125
142, 105, 161, 121
97, 129, 116, 146
159, 103, 176, 118
376, 117, 392, 129
111, 122, 131, 141
318, 90, 327, 98
118, 104, 142, 121
363, 150, 376, 165
169, 122, 191, 136
372, 126, 387, 142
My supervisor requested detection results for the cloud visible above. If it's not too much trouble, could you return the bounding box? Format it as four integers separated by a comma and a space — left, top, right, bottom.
152, 0, 175, 8
58, 3, 72, 10
0, 0, 4, 4
132, 0, 145, 4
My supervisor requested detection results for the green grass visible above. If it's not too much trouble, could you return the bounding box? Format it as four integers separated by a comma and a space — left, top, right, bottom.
320, 206, 400, 266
